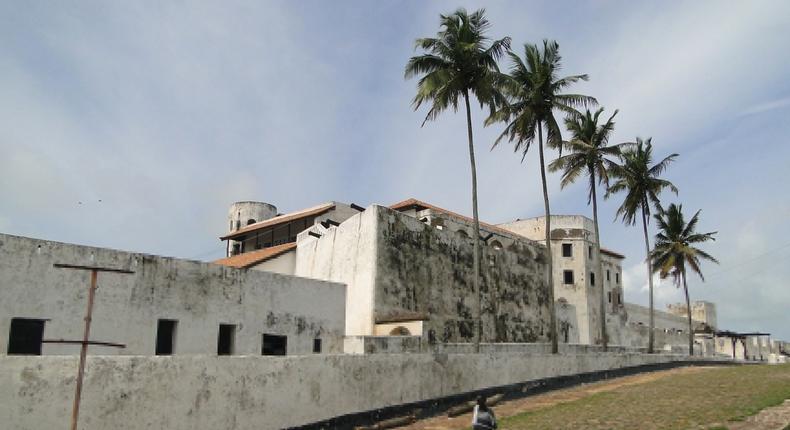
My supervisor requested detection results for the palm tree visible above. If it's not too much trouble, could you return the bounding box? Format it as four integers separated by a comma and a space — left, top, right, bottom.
606, 138, 678, 353
486, 40, 596, 353
405, 8, 510, 352
650, 204, 718, 355
548, 108, 629, 350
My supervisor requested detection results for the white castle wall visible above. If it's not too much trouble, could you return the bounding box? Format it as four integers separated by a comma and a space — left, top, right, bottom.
0, 233, 346, 356
0, 352, 714, 430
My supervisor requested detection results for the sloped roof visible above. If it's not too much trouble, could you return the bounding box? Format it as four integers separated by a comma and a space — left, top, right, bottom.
389, 198, 531, 241
600, 248, 625, 259
213, 243, 297, 269
220, 202, 335, 241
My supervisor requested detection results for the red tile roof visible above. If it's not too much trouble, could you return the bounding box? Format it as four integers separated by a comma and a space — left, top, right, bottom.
212, 243, 297, 269
220, 202, 334, 241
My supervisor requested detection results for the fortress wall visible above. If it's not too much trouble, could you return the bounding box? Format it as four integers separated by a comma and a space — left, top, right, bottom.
372, 206, 551, 344
0, 351, 712, 430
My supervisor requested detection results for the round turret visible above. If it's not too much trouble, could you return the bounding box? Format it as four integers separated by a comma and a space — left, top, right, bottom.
228, 201, 277, 233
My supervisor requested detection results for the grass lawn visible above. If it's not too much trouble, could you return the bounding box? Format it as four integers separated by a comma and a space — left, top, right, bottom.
501, 364, 790, 430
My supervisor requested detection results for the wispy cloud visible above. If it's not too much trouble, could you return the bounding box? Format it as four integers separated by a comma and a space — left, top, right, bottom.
739, 96, 790, 116
1, 1, 788, 339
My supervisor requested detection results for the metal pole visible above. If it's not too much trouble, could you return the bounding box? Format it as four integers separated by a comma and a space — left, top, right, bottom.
71, 269, 97, 430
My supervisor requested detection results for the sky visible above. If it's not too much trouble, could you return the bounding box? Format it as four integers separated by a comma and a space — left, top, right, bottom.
1, 1, 789, 339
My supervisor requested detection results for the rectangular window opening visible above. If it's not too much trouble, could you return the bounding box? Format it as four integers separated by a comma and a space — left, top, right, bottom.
588, 246, 593, 259
563, 270, 574, 285
155, 319, 177, 355
562, 243, 572, 257
616, 273, 620, 284
262, 334, 287, 356
217, 324, 236, 356
7, 318, 46, 355
313, 338, 322, 354
590, 272, 595, 286
608, 292, 612, 303
607, 270, 611, 281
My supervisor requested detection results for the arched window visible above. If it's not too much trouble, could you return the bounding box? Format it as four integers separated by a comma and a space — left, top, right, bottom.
490, 240, 503, 251
456, 229, 469, 239
247, 219, 256, 225
389, 326, 411, 336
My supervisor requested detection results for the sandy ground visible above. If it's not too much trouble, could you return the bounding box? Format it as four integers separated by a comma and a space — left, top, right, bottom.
399, 366, 714, 430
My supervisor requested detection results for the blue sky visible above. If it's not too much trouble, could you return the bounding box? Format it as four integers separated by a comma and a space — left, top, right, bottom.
1, 1, 789, 339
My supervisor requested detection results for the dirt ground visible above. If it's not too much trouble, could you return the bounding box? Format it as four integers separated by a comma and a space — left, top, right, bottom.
723, 399, 790, 430
400, 366, 714, 430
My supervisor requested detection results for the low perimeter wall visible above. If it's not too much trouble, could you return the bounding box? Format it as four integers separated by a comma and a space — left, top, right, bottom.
1, 352, 714, 429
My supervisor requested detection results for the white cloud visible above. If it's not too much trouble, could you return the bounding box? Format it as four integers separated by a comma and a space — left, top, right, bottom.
1, 1, 788, 338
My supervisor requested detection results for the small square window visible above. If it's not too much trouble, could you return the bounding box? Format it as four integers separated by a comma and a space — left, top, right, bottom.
262, 334, 287, 356
590, 272, 595, 286
7, 318, 46, 355
563, 270, 574, 285
313, 338, 322, 354
562, 243, 572, 257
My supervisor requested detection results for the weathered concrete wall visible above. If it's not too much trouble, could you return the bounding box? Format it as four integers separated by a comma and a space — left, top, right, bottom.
344, 335, 423, 354
666, 301, 718, 330
0, 233, 346, 356
624, 303, 706, 332
252, 250, 296, 275
373, 206, 551, 345
0, 352, 710, 429
556, 300, 580, 344
498, 216, 609, 346
294, 209, 378, 336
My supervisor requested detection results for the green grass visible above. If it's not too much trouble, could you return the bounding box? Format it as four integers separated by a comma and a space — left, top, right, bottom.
500, 364, 790, 430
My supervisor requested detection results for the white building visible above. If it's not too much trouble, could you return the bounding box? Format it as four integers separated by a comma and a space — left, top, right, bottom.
0, 233, 346, 357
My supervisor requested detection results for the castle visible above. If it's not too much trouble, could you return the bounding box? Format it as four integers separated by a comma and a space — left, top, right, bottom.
211, 198, 742, 356
0, 198, 785, 429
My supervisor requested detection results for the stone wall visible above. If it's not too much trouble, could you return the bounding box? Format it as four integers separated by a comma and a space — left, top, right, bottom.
373, 206, 551, 345
498, 216, 612, 346
0, 233, 346, 356
0, 352, 711, 429
294, 209, 378, 336
624, 303, 706, 332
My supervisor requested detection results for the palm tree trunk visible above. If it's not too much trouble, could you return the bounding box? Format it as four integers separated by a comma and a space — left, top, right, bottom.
641, 202, 655, 353
464, 90, 482, 353
682, 271, 694, 356
538, 125, 558, 354
590, 173, 607, 350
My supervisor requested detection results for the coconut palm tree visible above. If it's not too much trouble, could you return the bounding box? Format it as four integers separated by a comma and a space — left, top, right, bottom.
548, 108, 629, 350
606, 138, 678, 353
486, 40, 596, 353
405, 8, 510, 352
650, 204, 718, 355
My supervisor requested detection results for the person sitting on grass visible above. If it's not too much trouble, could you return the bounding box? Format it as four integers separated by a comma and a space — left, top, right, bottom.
472, 395, 497, 430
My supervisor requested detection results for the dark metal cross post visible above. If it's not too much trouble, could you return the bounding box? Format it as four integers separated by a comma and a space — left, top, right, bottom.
51, 263, 134, 430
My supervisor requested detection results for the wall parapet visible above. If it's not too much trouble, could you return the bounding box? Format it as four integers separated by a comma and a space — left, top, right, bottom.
0, 352, 725, 429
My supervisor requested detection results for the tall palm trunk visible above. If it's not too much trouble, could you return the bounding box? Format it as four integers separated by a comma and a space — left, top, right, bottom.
464, 90, 482, 353
590, 172, 607, 350
537, 125, 558, 354
682, 271, 694, 356
640, 202, 655, 353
